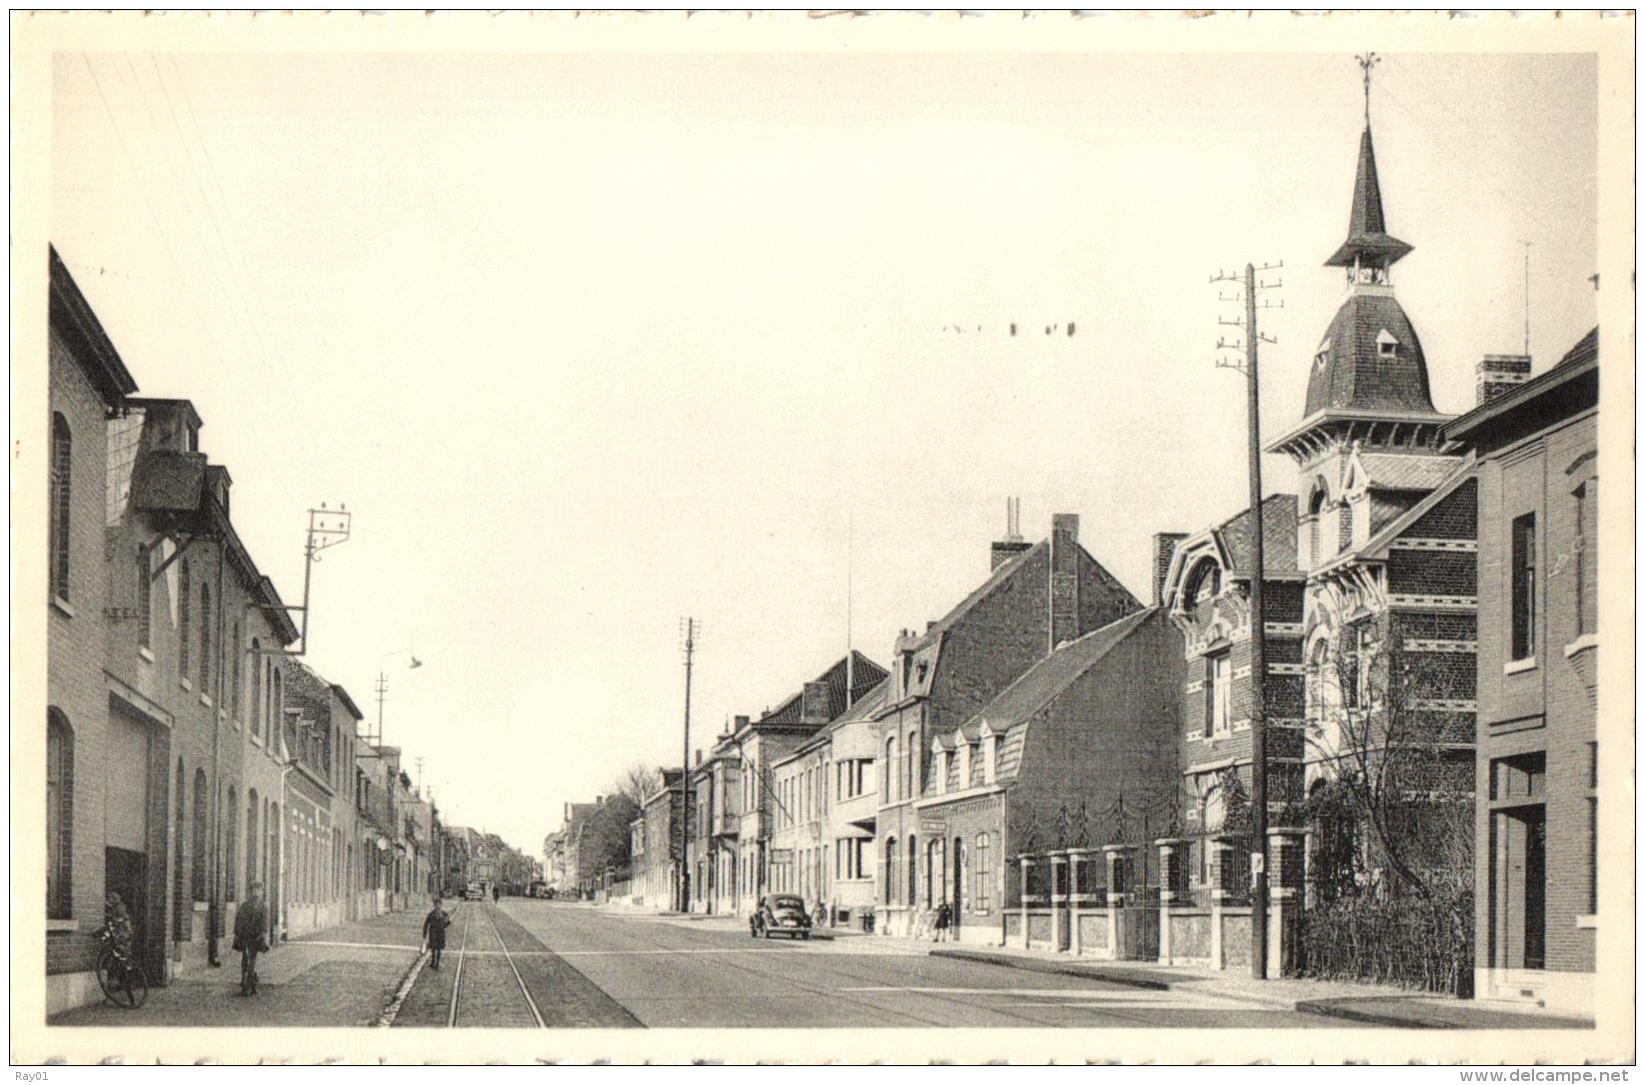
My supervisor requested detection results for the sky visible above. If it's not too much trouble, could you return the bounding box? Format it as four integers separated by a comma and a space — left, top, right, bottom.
48, 47, 1598, 858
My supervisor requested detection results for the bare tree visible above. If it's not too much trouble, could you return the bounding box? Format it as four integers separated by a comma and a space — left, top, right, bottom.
1303, 614, 1473, 903
612, 762, 658, 806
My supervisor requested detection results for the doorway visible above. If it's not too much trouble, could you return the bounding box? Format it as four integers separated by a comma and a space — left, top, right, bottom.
1494, 806, 1546, 971
105, 847, 150, 979
952, 835, 966, 938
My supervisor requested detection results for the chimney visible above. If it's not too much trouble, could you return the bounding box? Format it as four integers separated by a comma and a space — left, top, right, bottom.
1477, 353, 1532, 405
1049, 513, 1081, 651
1152, 532, 1188, 606
695, 749, 703, 767
733, 714, 750, 731
206, 464, 232, 517
991, 496, 1032, 571
801, 681, 831, 724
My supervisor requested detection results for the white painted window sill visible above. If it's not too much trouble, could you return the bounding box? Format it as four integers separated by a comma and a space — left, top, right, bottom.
180, 677, 193, 693
1576, 914, 1598, 929
1504, 657, 1538, 675
192, 901, 209, 912
46, 918, 77, 933
199, 692, 214, 708
137, 646, 155, 664
1564, 635, 1599, 658
51, 596, 75, 619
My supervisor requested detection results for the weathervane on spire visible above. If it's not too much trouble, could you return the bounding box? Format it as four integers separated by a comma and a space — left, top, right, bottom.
1357, 52, 1380, 125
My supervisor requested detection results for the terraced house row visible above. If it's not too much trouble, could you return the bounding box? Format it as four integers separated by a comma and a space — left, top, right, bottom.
43, 248, 462, 1014
604, 103, 1601, 1016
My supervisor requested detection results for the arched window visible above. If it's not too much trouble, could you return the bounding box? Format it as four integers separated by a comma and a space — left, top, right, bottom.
50, 413, 71, 601
191, 768, 209, 902
1187, 559, 1221, 608
178, 562, 192, 679
906, 834, 918, 907
885, 736, 897, 803
883, 836, 897, 905
173, 760, 187, 940
272, 668, 284, 748
1307, 485, 1328, 567
199, 581, 213, 691
47, 709, 73, 919
230, 621, 242, 722
246, 789, 259, 897
225, 786, 239, 901
974, 832, 991, 912
250, 640, 262, 740
136, 545, 152, 650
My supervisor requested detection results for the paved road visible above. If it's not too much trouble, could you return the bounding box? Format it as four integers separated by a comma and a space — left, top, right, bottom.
394, 900, 1361, 1029
51, 901, 1364, 1029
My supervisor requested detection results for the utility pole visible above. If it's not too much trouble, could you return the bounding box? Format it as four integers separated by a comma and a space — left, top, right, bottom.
1521, 240, 1533, 356
677, 618, 699, 913
1212, 258, 1283, 979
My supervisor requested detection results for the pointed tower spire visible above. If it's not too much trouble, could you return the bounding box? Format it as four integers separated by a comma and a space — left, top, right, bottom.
1326, 54, 1412, 272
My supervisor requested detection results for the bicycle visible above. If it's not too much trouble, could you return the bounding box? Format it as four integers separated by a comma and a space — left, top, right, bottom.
94, 925, 149, 1009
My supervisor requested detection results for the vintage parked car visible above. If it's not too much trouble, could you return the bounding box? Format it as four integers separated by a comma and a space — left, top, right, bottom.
749, 894, 812, 940
464, 882, 485, 901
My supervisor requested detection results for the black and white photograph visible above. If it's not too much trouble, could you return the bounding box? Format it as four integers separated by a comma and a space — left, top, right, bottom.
10, 8, 1634, 1068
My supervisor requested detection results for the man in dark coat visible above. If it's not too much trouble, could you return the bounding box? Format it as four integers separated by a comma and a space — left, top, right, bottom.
422, 895, 452, 970
233, 883, 270, 995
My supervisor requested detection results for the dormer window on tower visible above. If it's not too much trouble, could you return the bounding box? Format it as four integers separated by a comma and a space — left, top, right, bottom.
1314, 339, 1331, 372
1376, 328, 1399, 358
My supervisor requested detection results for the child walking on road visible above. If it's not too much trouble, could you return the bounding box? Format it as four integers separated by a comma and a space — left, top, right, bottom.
422, 895, 452, 970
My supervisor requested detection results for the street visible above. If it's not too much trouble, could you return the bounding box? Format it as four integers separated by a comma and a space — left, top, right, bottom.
52, 901, 1363, 1029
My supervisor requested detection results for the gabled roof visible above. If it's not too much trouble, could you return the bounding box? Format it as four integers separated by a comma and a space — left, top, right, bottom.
784, 677, 892, 761
1325, 128, 1413, 268
1317, 455, 1476, 572
958, 606, 1159, 744
48, 245, 139, 409
899, 539, 1045, 653
749, 651, 888, 730
1353, 451, 1460, 493
1214, 493, 1299, 577
1445, 327, 1599, 449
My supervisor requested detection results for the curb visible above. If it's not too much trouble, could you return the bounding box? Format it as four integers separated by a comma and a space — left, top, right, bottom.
929, 948, 1172, 990
375, 949, 429, 1028
1294, 998, 1453, 1029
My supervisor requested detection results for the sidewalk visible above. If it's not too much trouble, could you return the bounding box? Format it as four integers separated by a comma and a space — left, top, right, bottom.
49, 909, 424, 1028
930, 945, 1594, 1029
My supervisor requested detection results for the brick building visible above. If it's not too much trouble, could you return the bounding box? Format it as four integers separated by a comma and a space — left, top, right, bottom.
685, 733, 742, 914
631, 769, 684, 909
1445, 328, 1599, 1014
716, 653, 887, 918
873, 513, 1140, 937
45, 247, 141, 1013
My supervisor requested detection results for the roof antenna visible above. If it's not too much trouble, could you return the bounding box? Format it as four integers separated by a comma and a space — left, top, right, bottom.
1521, 240, 1533, 357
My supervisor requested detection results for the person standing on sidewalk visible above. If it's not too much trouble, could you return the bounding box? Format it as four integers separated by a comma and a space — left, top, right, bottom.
422, 895, 452, 970
233, 883, 270, 996
933, 900, 952, 943
492, 884, 501, 904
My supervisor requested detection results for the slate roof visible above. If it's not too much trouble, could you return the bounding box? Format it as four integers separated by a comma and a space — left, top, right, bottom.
787, 677, 892, 759
1215, 494, 1299, 577
1444, 326, 1599, 450
1304, 292, 1441, 418
129, 449, 208, 513
957, 606, 1158, 746
49, 246, 139, 409
754, 651, 889, 729
1325, 128, 1413, 268
900, 539, 1046, 652
1555, 326, 1598, 371
1355, 452, 1461, 492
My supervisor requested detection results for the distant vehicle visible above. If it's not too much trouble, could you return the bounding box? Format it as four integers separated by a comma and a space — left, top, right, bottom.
750, 894, 812, 940
527, 881, 547, 899
464, 882, 485, 901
